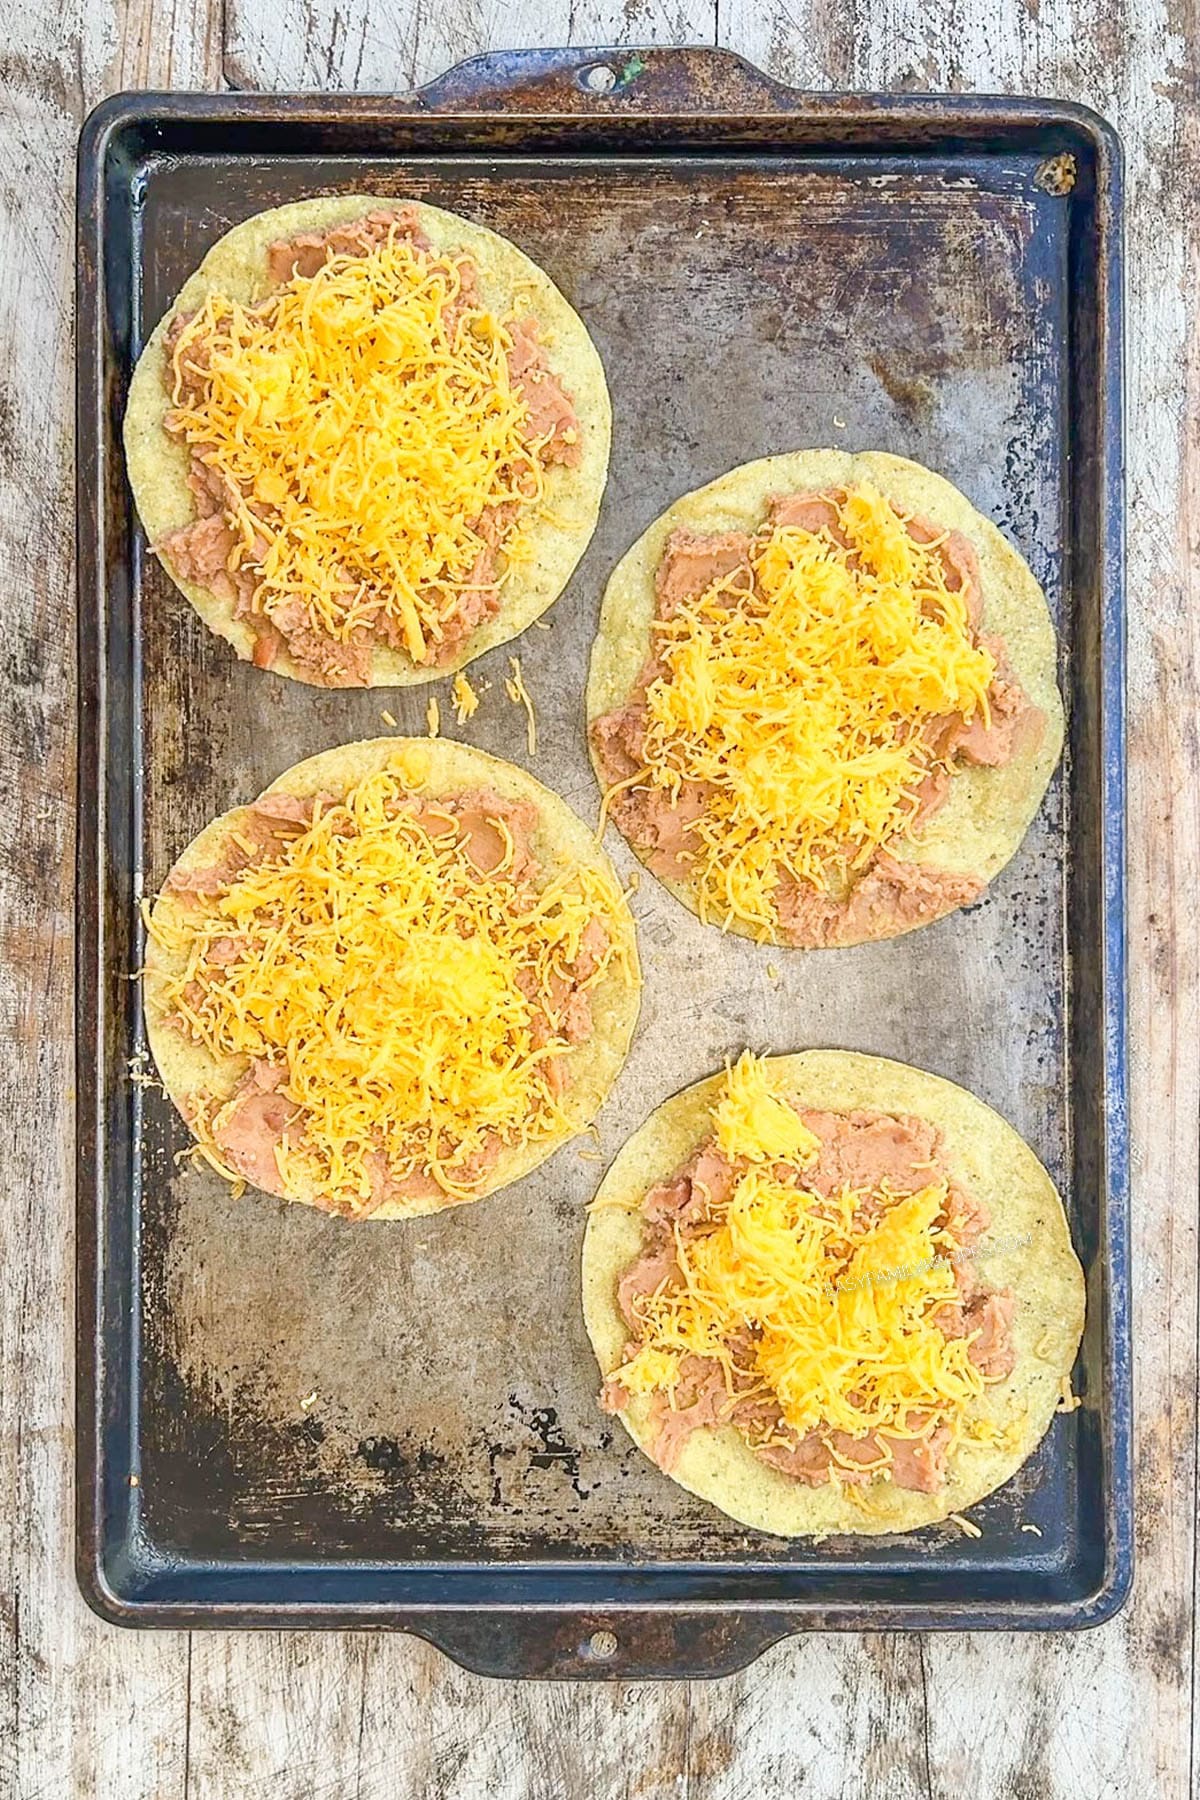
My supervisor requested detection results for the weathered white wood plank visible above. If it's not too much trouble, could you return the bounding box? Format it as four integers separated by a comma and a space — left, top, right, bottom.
684, 1635, 945, 1800
187, 1629, 701, 1800
0, 0, 219, 1795
113, 0, 225, 86
224, 0, 716, 93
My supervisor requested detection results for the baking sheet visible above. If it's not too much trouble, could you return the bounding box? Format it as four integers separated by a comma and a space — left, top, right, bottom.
76, 50, 1130, 1676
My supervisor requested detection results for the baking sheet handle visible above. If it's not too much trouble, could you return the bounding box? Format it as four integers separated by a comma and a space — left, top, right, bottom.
416, 43, 799, 116
417, 1611, 789, 1682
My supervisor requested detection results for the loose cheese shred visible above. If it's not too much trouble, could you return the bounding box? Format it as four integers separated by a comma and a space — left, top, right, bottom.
452, 671, 480, 723
505, 656, 537, 755
380, 709, 397, 729
625, 1054, 997, 1454
147, 768, 631, 1205
166, 231, 551, 664
632, 485, 996, 936
426, 695, 440, 737
1056, 1377, 1082, 1413
949, 1512, 983, 1539
1020, 1523, 1043, 1536
597, 766, 651, 839
127, 1050, 161, 1092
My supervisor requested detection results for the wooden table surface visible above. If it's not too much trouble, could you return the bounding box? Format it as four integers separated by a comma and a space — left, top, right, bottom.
3, 0, 1196, 1793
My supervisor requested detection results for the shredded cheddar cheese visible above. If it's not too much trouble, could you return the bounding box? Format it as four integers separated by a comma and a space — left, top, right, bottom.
166, 228, 554, 665
713, 1050, 821, 1165
127, 1050, 160, 1092
622, 1054, 1002, 1462
452, 671, 480, 723
505, 655, 537, 755
631, 486, 995, 936
964, 1411, 1025, 1452
147, 768, 631, 1207
1056, 1376, 1082, 1413
619, 1346, 683, 1395
426, 695, 440, 737
185, 1137, 247, 1196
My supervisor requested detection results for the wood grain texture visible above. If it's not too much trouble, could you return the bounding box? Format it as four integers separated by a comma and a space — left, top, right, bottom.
2, 0, 1196, 1795
1, 3, 201, 1798
224, 0, 715, 92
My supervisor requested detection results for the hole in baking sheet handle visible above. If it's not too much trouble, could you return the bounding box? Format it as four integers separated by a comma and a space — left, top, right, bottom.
580, 63, 618, 94
581, 1627, 619, 1661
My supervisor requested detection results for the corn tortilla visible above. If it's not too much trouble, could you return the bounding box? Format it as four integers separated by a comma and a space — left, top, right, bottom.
125, 195, 611, 685
144, 738, 641, 1218
582, 1049, 1084, 1536
586, 450, 1065, 946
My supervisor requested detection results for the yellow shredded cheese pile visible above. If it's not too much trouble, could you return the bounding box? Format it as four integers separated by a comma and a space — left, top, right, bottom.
148, 766, 630, 1205
166, 229, 552, 664
713, 1050, 821, 1165
637, 485, 996, 935
624, 1055, 998, 1454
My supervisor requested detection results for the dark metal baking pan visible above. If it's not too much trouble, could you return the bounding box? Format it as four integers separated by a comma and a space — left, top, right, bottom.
76, 46, 1131, 1678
